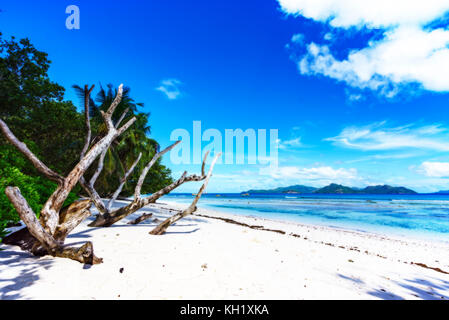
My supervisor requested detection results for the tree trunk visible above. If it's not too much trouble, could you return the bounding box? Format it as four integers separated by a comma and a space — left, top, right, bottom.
4, 187, 103, 264
2, 227, 38, 252
53, 199, 92, 241
3, 199, 92, 251
1, 84, 135, 264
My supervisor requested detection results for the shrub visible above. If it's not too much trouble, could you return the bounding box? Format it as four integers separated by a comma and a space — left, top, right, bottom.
0, 146, 78, 241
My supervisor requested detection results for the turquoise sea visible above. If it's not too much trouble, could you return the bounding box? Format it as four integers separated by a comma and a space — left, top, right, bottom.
163, 193, 449, 241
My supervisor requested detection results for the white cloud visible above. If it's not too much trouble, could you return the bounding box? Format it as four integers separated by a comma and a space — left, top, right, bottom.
278, 0, 449, 28
279, 0, 449, 95
419, 161, 449, 177
278, 137, 302, 149
259, 165, 361, 186
346, 91, 364, 102
347, 152, 421, 163
278, 127, 303, 150
323, 32, 333, 41
291, 33, 305, 44
156, 79, 182, 100
327, 122, 449, 151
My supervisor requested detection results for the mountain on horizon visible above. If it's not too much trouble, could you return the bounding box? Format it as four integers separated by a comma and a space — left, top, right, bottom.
434, 190, 449, 194
314, 183, 355, 194
245, 185, 317, 194
243, 183, 418, 195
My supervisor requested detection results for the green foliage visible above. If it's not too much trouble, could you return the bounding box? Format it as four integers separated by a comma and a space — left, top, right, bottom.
0, 33, 174, 239
0, 146, 78, 234
1, 163, 45, 222
76, 84, 173, 197
7, 100, 86, 175
0, 33, 86, 175
140, 160, 173, 195
0, 32, 65, 119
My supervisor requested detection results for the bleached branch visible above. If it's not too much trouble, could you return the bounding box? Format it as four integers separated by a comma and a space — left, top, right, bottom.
107, 152, 142, 212
150, 152, 221, 235
0, 120, 64, 185
134, 140, 181, 200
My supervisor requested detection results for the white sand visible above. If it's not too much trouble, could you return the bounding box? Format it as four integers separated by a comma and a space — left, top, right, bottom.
1, 199, 449, 300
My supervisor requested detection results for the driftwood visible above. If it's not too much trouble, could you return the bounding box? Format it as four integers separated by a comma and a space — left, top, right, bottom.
107, 152, 142, 212
149, 151, 220, 235
68, 83, 222, 232
3, 198, 93, 252
85, 148, 221, 230
0, 84, 135, 264
127, 213, 153, 225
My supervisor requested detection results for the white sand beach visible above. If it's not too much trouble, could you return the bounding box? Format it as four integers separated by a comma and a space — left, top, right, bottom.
1, 199, 449, 300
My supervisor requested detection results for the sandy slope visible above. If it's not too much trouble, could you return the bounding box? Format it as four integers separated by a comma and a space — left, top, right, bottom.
1, 199, 448, 300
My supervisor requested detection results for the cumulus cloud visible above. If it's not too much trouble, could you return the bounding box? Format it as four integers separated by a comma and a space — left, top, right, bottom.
419, 161, 449, 177
279, 0, 449, 95
156, 79, 182, 100
327, 122, 449, 151
278, 0, 449, 28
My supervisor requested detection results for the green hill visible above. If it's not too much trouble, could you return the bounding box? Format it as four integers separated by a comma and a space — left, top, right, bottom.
314, 184, 417, 194
244, 184, 417, 195
360, 185, 417, 194
314, 183, 356, 194
245, 185, 317, 194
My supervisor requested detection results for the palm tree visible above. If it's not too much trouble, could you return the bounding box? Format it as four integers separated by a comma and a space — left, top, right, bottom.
72, 84, 169, 197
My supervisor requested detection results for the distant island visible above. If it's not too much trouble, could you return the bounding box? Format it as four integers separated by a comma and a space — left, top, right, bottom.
434, 190, 449, 195
244, 183, 418, 195
245, 185, 318, 194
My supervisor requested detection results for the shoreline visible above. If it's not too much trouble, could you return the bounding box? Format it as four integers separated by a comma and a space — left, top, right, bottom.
1, 199, 449, 299
163, 198, 449, 247
166, 201, 449, 270
162, 194, 449, 244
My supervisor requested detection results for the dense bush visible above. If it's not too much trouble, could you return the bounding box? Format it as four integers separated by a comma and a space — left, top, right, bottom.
0, 33, 173, 241
0, 146, 78, 240
0, 221, 7, 244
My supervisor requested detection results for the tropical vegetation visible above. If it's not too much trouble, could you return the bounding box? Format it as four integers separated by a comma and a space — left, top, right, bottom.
0, 33, 173, 240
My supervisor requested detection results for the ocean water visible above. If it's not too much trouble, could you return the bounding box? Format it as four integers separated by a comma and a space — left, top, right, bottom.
162, 193, 449, 241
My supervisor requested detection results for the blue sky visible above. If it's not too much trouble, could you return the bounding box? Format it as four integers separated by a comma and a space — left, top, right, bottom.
2, 0, 449, 193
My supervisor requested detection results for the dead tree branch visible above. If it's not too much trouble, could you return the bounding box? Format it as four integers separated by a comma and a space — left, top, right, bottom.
134, 141, 181, 201
127, 213, 153, 225
107, 152, 142, 212
0, 120, 64, 185
149, 151, 221, 235
1, 84, 135, 264
87, 143, 222, 228
80, 84, 95, 158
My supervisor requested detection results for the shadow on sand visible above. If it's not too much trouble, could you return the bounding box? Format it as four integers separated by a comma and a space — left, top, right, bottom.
0, 249, 53, 300
68, 209, 209, 239
338, 272, 449, 300
0, 205, 209, 299
368, 277, 449, 300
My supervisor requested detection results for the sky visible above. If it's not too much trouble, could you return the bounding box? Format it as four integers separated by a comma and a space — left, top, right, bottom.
1, 0, 449, 193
